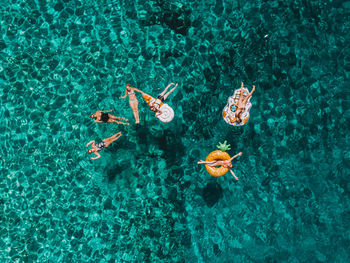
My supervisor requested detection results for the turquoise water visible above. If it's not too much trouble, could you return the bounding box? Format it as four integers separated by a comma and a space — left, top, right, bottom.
1, 0, 349, 262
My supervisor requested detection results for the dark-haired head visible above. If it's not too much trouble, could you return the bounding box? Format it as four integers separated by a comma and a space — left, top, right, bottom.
88, 149, 93, 154
90, 114, 95, 119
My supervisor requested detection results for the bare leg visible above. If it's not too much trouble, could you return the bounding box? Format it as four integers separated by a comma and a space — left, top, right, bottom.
111, 132, 122, 139
230, 169, 239, 181
130, 101, 140, 124
109, 114, 128, 121
162, 84, 178, 100
110, 136, 121, 143
134, 110, 139, 124
158, 87, 171, 97
159, 83, 176, 97
116, 116, 129, 121
110, 120, 129, 125
104, 133, 122, 146
237, 82, 245, 104
242, 85, 255, 105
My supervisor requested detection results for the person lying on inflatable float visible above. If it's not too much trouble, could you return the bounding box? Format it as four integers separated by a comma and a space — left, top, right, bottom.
141, 82, 178, 123
223, 82, 255, 126
197, 141, 242, 180
90, 110, 129, 125
86, 132, 122, 160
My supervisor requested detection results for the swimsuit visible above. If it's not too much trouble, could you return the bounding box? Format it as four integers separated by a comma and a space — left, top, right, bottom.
157, 94, 165, 102
101, 112, 109, 122
154, 98, 163, 109
95, 141, 106, 151
128, 90, 137, 102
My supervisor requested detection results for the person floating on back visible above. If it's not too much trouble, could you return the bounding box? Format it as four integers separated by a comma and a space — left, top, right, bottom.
223, 82, 255, 126
141, 83, 178, 123
121, 84, 143, 124
197, 141, 242, 180
90, 110, 129, 125
86, 132, 122, 160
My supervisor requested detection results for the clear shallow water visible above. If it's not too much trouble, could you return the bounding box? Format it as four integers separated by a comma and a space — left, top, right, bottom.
0, 0, 349, 262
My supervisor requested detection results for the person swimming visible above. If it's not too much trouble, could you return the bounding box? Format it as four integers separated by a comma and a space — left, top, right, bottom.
121, 84, 144, 124
90, 110, 129, 125
86, 132, 122, 160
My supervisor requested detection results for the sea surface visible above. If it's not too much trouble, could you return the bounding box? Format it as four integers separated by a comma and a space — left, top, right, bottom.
0, 0, 349, 262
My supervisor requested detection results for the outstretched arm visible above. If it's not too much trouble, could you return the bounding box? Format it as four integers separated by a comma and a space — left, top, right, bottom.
86, 140, 95, 147
100, 109, 113, 112
230, 169, 239, 181
132, 87, 144, 94
229, 152, 242, 161
121, 89, 127, 99
91, 152, 101, 160
95, 120, 103, 123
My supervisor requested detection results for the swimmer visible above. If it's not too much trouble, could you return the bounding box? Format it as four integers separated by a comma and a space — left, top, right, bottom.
86, 132, 122, 160
121, 84, 143, 124
232, 82, 255, 121
90, 110, 129, 125
198, 152, 242, 180
148, 82, 178, 116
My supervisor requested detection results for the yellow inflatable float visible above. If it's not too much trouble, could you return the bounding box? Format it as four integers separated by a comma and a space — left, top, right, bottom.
198, 141, 241, 180
204, 150, 231, 177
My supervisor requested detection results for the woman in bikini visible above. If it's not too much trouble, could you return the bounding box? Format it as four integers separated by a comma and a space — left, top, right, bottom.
121, 84, 143, 124
148, 82, 178, 116
90, 110, 129, 125
86, 132, 122, 160
231, 82, 255, 123
197, 152, 242, 180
